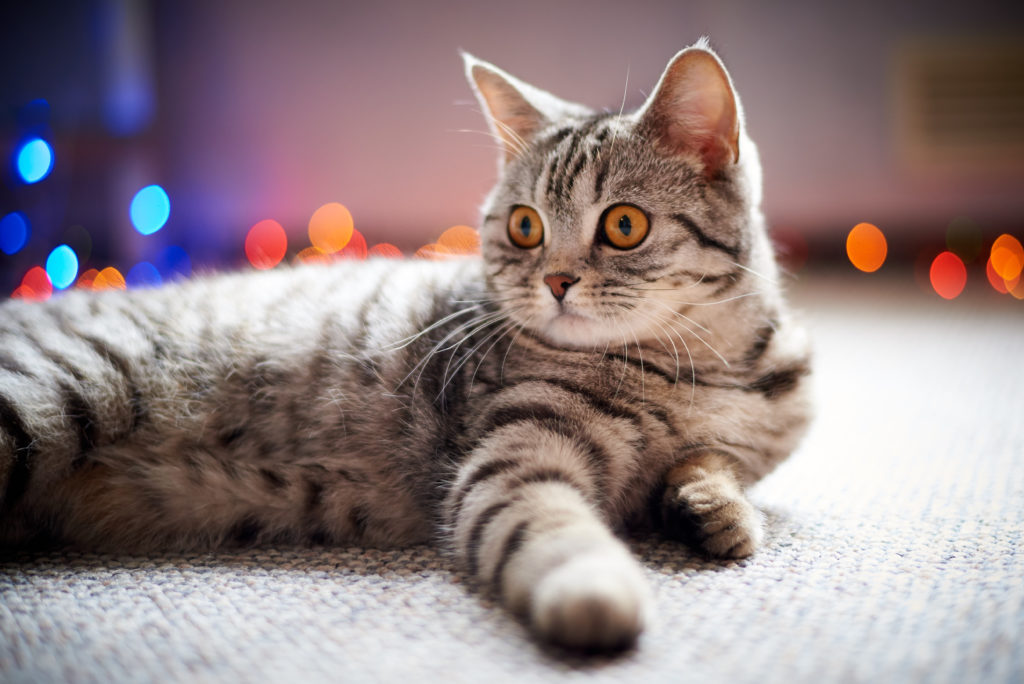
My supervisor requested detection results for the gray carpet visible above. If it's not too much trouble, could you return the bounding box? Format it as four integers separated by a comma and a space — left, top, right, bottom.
2, 274, 1022, 683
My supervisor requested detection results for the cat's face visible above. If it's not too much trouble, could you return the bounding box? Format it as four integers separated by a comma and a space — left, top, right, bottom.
467, 41, 770, 351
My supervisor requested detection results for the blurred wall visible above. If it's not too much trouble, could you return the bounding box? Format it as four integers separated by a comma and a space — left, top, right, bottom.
2, 0, 1023, 285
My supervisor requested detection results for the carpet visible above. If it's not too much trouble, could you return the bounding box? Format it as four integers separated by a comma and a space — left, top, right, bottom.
2, 274, 1022, 683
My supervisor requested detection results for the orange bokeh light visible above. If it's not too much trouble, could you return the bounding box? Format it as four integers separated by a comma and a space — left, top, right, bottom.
77, 268, 100, 290
246, 219, 287, 270
308, 203, 354, 254
415, 243, 452, 260
93, 267, 127, 290
929, 251, 966, 300
990, 234, 1023, 281
295, 246, 330, 264
846, 222, 887, 273
368, 243, 403, 259
437, 225, 481, 255
986, 257, 1010, 294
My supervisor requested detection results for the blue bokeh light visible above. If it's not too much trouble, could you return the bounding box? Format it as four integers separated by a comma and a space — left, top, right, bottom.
16, 138, 54, 184
0, 212, 30, 255
45, 244, 79, 290
126, 261, 162, 288
155, 245, 192, 279
129, 184, 171, 235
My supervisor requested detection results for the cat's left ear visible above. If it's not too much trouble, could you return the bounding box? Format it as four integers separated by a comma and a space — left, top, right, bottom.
463, 52, 589, 163
636, 40, 741, 175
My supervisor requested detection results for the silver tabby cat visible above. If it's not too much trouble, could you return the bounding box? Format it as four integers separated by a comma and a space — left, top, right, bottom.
0, 40, 810, 650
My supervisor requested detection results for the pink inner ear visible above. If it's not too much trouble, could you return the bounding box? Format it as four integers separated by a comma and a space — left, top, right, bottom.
644, 50, 740, 172
471, 65, 546, 160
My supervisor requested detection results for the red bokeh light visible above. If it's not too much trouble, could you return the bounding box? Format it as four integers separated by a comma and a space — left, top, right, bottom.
929, 251, 966, 300
368, 243, 403, 258
245, 219, 288, 270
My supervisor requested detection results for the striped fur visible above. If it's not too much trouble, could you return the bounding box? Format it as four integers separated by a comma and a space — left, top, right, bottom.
0, 41, 811, 650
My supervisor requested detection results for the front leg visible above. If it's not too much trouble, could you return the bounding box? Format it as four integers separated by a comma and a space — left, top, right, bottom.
446, 430, 651, 651
659, 451, 764, 559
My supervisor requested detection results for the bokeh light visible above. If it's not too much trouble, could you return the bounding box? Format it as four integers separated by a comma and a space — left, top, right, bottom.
93, 267, 127, 290
929, 251, 966, 300
0, 212, 30, 255
16, 138, 54, 184
415, 243, 452, 260
989, 234, 1023, 281
245, 219, 287, 269
338, 229, 367, 259
45, 244, 79, 290
437, 225, 481, 255
308, 202, 354, 254
945, 217, 983, 263
368, 243, 403, 258
77, 268, 100, 290
127, 262, 162, 288
846, 222, 887, 273
129, 185, 171, 235
155, 245, 192, 279
16, 266, 53, 300
295, 246, 330, 264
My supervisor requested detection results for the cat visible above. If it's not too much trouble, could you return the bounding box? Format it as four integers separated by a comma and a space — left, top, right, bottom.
0, 39, 811, 651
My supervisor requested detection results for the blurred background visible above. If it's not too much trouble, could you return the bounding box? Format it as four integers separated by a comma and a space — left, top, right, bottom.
1, 0, 1023, 300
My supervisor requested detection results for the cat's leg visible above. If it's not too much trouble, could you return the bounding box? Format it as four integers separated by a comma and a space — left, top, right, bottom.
658, 451, 763, 559
448, 436, 651, 651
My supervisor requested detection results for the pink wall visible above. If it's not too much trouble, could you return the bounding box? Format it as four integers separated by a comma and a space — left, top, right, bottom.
154, 0, 1024, 252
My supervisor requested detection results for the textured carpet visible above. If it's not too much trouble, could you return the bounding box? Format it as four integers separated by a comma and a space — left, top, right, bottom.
2, 274, 1022, 683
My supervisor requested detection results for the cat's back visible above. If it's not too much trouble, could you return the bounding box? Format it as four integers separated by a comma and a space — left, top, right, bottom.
0, 257, 486, 549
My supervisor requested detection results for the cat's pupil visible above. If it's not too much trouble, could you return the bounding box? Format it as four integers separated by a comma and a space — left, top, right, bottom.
618, 214, 632, 236
520, 216, 531, 236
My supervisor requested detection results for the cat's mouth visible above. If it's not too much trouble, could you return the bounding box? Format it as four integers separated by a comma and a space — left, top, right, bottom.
539, 309, 607, 349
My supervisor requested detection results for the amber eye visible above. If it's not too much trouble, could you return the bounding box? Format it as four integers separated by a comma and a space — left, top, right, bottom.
601, 204, 650, 249
507, 206, 544, 249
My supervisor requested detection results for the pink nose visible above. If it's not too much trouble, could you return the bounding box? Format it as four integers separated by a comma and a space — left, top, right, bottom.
543, 273, 579, 301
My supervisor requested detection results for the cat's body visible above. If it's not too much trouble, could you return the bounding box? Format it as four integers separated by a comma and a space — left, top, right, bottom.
0, 41, 811, 650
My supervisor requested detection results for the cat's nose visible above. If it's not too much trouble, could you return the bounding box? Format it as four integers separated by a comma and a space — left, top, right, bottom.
543, 273, 580, 301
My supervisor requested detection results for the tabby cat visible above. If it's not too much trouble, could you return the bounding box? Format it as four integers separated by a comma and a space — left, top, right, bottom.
0, 40, 811, 650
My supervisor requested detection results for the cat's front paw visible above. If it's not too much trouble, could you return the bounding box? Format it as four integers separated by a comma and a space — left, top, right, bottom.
531, 550, 651, 652
660, 477, 764, 559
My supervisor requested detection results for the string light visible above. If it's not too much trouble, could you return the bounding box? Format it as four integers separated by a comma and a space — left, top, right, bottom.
15, 138, 54, 184
846, 222, 887, 273
126, 262, 162, 288
929, 251, 966, 300
245, 219, 287, 269
129, 185, 171, 235
308, 203, 354, 254
368, 243, 402, 258
0, 212, 30, 255
45, 244, 79, 290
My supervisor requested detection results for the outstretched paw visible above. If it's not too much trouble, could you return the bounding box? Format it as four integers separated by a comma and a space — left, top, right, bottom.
530, 549, 651, 652
660, 468, 763, 559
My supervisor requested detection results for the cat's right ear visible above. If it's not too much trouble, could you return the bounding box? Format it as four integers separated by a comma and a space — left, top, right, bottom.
462, 52, 587, 164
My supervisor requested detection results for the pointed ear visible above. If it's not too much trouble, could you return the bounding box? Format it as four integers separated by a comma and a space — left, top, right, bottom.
636, 41, 741, 175
462, 52, 589, 163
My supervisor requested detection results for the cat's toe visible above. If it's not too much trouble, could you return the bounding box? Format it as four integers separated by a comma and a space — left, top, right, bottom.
661, 484, 763, 559
531, 550, 651, 651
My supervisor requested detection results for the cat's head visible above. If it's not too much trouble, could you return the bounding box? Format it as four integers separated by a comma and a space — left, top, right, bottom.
465, 39, 778, 352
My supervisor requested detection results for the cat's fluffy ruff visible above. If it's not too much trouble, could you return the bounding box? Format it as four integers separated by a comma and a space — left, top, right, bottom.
0, 41, 811, 651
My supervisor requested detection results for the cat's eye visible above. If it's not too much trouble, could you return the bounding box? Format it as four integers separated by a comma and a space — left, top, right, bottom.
507, 206, 544, 249
601, 204, 650, 250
